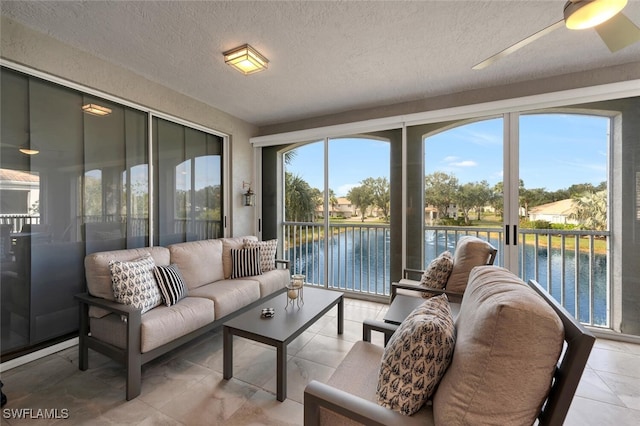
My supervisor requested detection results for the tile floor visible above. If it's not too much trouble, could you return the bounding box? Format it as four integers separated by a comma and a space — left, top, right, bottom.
1, 298, 639, 425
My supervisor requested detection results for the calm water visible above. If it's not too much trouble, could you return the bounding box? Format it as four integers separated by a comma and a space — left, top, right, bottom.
288, 229, 607, 326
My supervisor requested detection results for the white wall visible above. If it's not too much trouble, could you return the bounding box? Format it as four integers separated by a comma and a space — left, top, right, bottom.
1, 16, 258, 236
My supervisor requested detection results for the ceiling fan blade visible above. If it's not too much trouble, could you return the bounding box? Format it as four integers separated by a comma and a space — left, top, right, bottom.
595, 12, 640, 52
473, 20, 564, 70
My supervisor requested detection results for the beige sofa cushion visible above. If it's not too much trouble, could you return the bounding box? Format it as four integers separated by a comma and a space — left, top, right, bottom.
168, 239, 224, 290
433, 266, 564, 425
253, 268, 289, 297
221, 236, 258, 279
323, 341, 433, 426
85, 246, 170, 318
188, 279, 260, 319
89, 296, 215, 353
446, 236, 495, 293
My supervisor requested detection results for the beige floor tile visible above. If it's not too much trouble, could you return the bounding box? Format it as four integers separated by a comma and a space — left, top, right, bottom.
225, 389, 304, 426
3, 298, 640, 426
588, 347, 640, 378
262, 357, 336, 404
294, 333, 355, 368
597, 371, 640, 410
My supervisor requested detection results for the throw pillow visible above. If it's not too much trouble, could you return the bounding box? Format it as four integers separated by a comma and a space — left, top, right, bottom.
244, 239, 278, 272
153, 264, 188, 306
230, 247, 262, 279
377, 294, 456, 415
109, 254, 162, 314
420, 251, 454, 298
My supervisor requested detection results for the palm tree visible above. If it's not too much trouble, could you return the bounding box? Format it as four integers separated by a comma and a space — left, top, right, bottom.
570, 190, 607, 231
284, 172, 316, 222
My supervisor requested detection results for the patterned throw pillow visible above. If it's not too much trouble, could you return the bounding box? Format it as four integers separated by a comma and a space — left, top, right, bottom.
244, 239, 278, 272
153, 264, 187, 306
109, 254, 162, 314
420, 251, 454, 298
231, 247, 262, 279
377, 294, 456, 416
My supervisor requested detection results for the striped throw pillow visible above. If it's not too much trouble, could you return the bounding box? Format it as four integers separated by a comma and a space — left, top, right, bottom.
231, 247, 262, 279
153, 264, 187, 306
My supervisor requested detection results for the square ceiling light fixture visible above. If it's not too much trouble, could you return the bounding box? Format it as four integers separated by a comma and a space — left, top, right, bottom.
223, 44, 269, 75
82, 103, 112, 116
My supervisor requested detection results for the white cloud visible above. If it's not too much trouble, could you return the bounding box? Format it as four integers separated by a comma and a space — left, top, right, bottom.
336, 183, 358, 197
442, 156, 459, 163
450, 160, 477, 167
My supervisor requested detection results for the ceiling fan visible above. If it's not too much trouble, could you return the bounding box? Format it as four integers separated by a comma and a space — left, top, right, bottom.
473, 0, 640, 70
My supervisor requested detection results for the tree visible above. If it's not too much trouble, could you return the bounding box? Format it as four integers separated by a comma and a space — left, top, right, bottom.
519, 185, 548, 218
490, 181, 504, 219
362, 177, 390, 220
424, 172, 459, 219
347, 185, 373, 222
285, 172, 316, 222
284, 149, 297, 165
570, 190, 607, 231
455, 180, 492, 224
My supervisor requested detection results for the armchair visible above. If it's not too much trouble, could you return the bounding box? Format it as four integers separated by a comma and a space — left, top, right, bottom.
304, 274, 595, 426
385, 236, 496, 325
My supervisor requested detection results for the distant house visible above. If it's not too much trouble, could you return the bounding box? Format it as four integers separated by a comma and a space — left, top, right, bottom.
317, 197, 358, 218
0, 168, 40, 215
528, 199, 577, 225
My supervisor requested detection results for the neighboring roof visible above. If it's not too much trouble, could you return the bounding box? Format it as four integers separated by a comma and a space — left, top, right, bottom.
0, 168, 39, 183
529, 199, 576, 216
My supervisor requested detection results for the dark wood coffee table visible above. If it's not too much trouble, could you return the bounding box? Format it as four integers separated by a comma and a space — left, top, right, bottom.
223, 286, 344, 401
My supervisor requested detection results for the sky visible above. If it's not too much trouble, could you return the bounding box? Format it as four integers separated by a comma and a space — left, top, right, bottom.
286, 113, 609, 196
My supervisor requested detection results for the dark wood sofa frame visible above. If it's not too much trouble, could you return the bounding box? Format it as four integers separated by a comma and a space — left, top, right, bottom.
304, 279, 595, 426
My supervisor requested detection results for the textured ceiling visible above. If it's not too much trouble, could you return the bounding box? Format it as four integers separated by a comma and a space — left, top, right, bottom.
2, 0, 640, 127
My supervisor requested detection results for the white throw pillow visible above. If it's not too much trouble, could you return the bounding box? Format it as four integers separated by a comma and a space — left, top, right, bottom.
109, 254, 162, 314
244, 239, 278, 272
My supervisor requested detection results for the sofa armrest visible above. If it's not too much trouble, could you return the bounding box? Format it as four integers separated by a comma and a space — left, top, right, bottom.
304, 380, 415, 426
403, 268, 424, 280
75, 292, 142, 319
275, 259, 290, 269
391, 279, 463, 301
363, 319, 397, 346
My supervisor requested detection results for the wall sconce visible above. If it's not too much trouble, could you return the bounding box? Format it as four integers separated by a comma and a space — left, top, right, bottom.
223, 44, 269, 75
82, 103, 112, 116
243, 181, 255, 207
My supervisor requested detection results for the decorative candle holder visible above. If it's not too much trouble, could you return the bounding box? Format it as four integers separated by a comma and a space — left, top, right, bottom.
285, 274, 305, 309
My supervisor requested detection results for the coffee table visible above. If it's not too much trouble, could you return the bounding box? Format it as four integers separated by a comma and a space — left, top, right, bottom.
223, 286, 344, 401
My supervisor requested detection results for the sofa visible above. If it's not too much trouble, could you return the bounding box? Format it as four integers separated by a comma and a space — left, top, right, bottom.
304, 266, 595, 426
76, 236, 290, 400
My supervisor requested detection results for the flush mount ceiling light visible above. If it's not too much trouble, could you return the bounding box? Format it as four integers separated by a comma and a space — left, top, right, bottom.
223, 44, 269, 75
564, 0, 627, 30
82, 103, 112, 116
